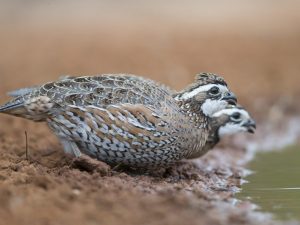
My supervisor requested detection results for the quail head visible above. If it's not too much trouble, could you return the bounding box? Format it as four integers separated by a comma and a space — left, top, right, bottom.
188, 105, 256, 159
0, 73, 237, 167
173, 73, 237, 117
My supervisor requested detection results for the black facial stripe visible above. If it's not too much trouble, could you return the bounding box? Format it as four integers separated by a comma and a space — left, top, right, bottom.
215, 81, 227, 86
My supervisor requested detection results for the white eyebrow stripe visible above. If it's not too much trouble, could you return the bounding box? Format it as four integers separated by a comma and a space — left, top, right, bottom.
178, 84, 228, 100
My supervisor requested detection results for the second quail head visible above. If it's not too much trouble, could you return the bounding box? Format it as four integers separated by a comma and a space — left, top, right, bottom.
187, 105, 256, 159
212, 105, 256, 137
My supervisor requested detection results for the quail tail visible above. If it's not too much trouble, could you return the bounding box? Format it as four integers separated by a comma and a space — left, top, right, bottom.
7, 87, 37, 97
0, 87, 36, 116
0, 91, 55, 121
0, 99, 26, 115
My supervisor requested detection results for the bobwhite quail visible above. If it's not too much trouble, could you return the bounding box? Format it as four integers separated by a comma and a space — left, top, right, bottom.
0, 73, 237, 167
188, 105, 256, 159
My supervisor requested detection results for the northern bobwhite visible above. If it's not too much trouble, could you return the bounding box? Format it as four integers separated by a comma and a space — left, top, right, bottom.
0, 73, 237, 167
188, 105, 256, 159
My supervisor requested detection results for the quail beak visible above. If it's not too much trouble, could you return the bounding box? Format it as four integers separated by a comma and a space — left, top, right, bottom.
243, 120, 256, 134
221, 92, 237, 105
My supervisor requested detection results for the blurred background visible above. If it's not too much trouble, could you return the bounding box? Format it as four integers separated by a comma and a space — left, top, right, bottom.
0, 1, 300, 224
0, 0, 300, 108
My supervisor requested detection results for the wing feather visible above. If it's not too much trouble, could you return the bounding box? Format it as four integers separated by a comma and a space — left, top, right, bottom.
48, 104, 173, 153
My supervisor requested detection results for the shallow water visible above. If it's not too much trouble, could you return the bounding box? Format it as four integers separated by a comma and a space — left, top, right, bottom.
238, 146, 300, 221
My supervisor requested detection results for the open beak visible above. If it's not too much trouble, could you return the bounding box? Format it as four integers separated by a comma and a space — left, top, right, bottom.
221, 92, 237, 105
243, 120, 256, 134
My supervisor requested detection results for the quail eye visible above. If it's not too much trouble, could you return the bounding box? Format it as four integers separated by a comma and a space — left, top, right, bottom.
231, 112, 241, 121
209, 86, 220, 95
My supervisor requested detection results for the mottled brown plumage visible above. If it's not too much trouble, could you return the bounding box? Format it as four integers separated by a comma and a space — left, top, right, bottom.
0, 73, 237, 167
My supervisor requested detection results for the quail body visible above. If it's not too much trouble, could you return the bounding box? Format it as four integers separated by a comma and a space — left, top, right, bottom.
0, 73, 237, 167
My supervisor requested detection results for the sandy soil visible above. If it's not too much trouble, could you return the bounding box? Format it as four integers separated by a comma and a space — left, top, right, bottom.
0, 1, 300, 225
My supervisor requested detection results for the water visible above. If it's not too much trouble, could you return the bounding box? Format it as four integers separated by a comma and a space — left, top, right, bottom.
238, 146, 300, 221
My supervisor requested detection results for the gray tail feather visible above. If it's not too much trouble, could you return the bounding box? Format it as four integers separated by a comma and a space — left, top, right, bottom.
0, 86, 37, 115
7, 87, 37, 97
0, 100, 25, 114
0, 103, 24, 113
0, 98, 50, 122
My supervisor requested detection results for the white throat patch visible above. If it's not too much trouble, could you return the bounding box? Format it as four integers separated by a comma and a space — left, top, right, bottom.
218, 123, 246, 138
201, 99, 228, 117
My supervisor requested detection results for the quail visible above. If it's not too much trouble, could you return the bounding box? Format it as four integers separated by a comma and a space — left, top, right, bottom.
0, 73, 237, 167
188, 105, 256, 159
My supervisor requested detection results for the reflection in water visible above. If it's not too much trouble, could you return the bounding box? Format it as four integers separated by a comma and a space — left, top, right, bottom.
238, 146, 300, 221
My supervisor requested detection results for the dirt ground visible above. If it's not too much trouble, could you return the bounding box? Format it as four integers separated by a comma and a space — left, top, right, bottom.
0, 1, 300, 225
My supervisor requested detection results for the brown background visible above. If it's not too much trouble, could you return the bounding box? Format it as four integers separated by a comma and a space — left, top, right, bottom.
1, 1, 300, 99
